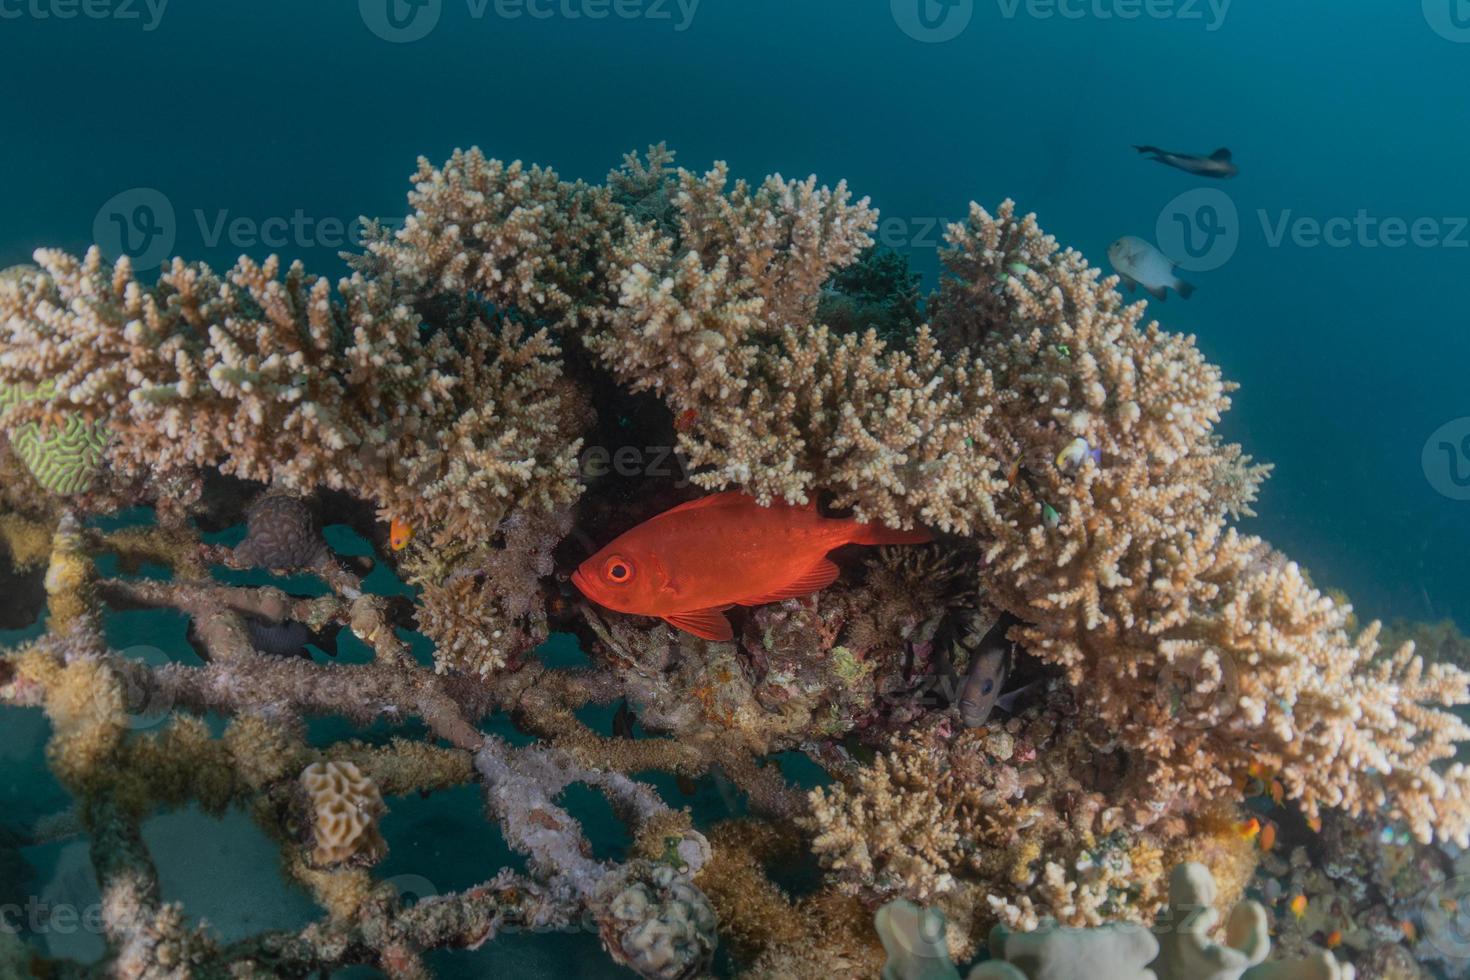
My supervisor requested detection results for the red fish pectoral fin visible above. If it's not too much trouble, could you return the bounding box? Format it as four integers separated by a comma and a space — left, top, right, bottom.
664, 607, 735, 642
735, 559, 841, 606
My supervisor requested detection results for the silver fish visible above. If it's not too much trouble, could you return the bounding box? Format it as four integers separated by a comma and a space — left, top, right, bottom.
1108, 236, 1195, 301
955, 612, 1021, 727
1133, 145, 1238, 179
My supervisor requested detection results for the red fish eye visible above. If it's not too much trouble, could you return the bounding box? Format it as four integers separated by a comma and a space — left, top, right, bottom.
603, 556, 633, 583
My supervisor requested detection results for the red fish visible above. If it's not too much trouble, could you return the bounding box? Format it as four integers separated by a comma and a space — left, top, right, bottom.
571, 491, 931, 641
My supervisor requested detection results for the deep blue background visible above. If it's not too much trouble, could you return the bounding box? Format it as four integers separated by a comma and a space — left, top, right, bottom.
2, 0, 1466, 630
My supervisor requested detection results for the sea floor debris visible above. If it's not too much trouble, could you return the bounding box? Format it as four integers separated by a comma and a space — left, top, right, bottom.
0, 145, 1465, 978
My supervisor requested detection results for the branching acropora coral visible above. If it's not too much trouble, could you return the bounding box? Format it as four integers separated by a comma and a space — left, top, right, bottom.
926, 202, 1470, 845
0, 251, 583, 550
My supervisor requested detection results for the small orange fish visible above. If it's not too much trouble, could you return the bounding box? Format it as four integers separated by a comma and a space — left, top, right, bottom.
1306, 815, 1323, 834
1290, 894, 1308, 920
389, 518, 414, 551
1325, 930, 1342, 949
1401, 920, 1417, 942
572, 491, 931, 641
1239, 817, 1261, 839
674, 408, 699, 433
1259, 821, 1277, 852
1269, 779, 1285, 806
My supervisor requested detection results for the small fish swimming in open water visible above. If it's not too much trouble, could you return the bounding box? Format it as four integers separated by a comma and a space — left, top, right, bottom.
1108, 236, 1195, 301
572, 491, 931, 641
1133, 145, 1238, 179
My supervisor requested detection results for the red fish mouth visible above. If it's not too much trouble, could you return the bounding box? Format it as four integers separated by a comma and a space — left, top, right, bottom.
570, 567, 593, 599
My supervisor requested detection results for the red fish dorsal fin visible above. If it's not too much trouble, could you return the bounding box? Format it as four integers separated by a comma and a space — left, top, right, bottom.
659, 491, 744, 518
735, 558, 840, 606
664, 606, 734, 642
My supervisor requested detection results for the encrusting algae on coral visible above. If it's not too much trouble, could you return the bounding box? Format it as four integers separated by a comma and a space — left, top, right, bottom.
0, 143, 1464, 978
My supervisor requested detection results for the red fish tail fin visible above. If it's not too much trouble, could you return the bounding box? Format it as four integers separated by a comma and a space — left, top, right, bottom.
848, 521, 933, 546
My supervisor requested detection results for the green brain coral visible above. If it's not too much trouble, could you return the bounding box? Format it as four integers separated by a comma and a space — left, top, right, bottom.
0, 381, 110, 496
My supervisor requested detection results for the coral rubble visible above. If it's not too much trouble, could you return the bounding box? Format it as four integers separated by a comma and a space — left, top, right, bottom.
0, 145, 1465, 978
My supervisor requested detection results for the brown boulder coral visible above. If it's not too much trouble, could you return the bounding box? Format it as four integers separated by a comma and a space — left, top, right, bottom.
300, 759, 388, 867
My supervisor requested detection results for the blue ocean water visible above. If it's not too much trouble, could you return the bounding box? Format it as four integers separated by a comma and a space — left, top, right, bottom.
2, 2, 1469, 974
4, 0, 1464, 628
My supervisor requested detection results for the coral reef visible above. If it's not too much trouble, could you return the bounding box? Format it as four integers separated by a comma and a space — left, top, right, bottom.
925, 203, 1470, 847
877, 862, 1356, 980
0, 146, 1465, 978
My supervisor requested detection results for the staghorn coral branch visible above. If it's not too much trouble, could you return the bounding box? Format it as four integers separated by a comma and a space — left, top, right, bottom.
197, 873, 573, 979
98, 577, 340, 631
140, 653, 482, 751
476, 736, 608, 895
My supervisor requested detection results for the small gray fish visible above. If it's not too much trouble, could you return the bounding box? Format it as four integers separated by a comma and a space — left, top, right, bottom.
613, 699, 637, 739
1133, 145, 1238, 179
244, 617, 342, 660
956, 612, 1019, 728
1108, 236, 1195, 301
